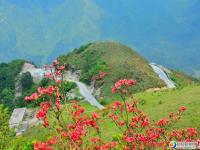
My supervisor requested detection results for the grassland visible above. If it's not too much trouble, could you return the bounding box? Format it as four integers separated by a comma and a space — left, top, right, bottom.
136, 85, 200, 129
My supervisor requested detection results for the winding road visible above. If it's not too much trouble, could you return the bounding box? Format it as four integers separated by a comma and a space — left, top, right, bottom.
74, 81, 104, 109
150, 63, 176, 89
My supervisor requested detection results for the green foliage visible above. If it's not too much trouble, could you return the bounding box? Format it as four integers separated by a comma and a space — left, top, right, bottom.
0, 60, 24, 92
80, 60, 107, 84
7, 139, 33, 150
99, 98, 109, 105
39, 78, 52, 87
0, 88, 15, 109
0, 104, 15, 149
0, 60, 25, 109
59, 81, 77, 92
20, 72, 33, 91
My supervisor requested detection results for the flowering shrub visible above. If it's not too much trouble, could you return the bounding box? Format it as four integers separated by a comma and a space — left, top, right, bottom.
25, 60, 200, 150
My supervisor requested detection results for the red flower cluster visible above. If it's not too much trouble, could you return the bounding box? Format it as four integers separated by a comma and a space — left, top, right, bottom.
141, 117, 150, 127
44, 72, 53, 80
53, 59, 65, 71
34, 137, 57, 150
179, 106, 187, 112
25, 93, 39, 101
36, 102, 51, 127
112, 79, 136, 94
25, 86, 59, 102
37, 86, 59, 96
43, 59, 66, 82
99, 71, 107, 79
157, 118, 169, 126
187, 128, 198, 137
169, 128, 199, 141
34, 141, 53, 150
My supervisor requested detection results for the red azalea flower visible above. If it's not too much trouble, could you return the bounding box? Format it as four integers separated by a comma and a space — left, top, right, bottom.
187, 128, 198, 137
74, 108, 85, 116
141, 118, 150, 127
179, 106, 187, 112
169, 112, 174, 118
111, 79, 136, 94
34, 141, 53, 150
43, 118, 49, 128
118, 121, 125, 126
138, 135, 147, 142
55, 97, 60, 109
124, 136, 134, 143
25, 93, 39, 101
157, 118, 169, 126
99, 71, 107, 79
92, 112, 100, 120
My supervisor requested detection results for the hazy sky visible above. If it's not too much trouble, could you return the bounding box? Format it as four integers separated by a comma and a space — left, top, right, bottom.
0, 0, 200, 76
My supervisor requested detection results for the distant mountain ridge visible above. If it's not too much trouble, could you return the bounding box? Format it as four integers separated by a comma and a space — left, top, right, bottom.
0, 0, 200, 78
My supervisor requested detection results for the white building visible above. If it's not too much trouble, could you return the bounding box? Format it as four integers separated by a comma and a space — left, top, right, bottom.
9, 108, 29, 135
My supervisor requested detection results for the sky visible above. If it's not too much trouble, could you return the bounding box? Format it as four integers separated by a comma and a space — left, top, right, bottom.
0, 0, 200, 77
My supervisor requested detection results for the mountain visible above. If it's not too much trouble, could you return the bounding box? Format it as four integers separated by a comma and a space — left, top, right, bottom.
58, 41, 198, 100
0, 42, 198, 108
0, 0, 200, 78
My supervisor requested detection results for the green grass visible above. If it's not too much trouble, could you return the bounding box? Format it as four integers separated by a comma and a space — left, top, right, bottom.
169, 70, 199, 88
136, 85, 200, 129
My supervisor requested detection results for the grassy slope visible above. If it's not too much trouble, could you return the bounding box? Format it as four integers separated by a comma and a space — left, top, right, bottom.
169, 70, 199, 88
100, 85, 200, 140
58, 41, 165, 98
136, 85, 200, 129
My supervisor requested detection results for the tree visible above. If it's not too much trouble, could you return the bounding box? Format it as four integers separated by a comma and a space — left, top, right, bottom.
20, 72, 33, 91
0, 88, 14, 109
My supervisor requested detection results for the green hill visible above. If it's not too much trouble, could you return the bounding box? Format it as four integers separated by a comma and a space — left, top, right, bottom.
58, 42, 165, 98
58, 41, 197, 100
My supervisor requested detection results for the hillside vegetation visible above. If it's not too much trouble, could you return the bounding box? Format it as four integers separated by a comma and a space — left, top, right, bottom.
0, 60, 25, 109
58, 42, 165, 97
169, 70, 199, 88
58, 42, 198, 99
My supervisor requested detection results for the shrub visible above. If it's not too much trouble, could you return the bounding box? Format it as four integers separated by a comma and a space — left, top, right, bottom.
0, 88, 14, 109
0, 104, 15, 149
